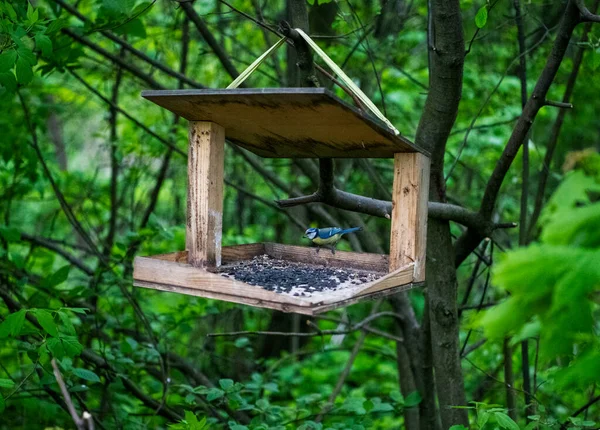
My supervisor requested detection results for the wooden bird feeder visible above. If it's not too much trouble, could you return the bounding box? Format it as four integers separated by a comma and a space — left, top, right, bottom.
133, 88, 430, 315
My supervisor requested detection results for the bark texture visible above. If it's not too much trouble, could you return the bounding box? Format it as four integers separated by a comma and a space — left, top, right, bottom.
414, 0, 468, 426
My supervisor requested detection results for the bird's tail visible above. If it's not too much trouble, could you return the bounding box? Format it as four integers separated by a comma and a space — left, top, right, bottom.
340, 227, 362, 235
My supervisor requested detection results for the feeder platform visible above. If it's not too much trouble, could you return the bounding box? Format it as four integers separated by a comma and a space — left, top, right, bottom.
133, 88, 430, 315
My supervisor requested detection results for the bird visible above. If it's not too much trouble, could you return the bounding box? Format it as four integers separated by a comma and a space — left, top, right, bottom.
304, 226, 362, 254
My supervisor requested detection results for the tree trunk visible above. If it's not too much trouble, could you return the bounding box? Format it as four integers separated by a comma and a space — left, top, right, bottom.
415, 0, 468, 426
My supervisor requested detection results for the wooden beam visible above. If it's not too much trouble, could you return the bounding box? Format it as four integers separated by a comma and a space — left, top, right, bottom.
187, 121, 225, 267
265, 243, 388, 272
389, 153, 430, 281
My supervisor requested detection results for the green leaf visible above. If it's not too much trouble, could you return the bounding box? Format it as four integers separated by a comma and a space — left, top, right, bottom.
591, 49, 600, 70
219, 379, 234, 391
0, 309, 27, 338
0, 72, 17, 94
449, 426, 468, 430
389, 390, 404, 404
5, 3, 17, 20
72, 368, 100, 383
15, 57, 33, 85
57, 311, 75, 335
34, 310, 58, 337
478, 410, 490, 428
370, 399, 394, 412
206, 388, 224, 401
65, 308, 89, 314
47, 336, 83, 359
17, 48, 36, 66
0, 394, 4, 414
0, 378, 15, 389
494, 412, 520, 430
113, 18, 146, 38
0, 51, 17, 73
404, 391, 422, 407
34, 33, 52, 56
256, 398, 269, 410
46, 265, 70, 287
0, 226, 20, 241
234, 337, 249, 348
475, 6, 488, 29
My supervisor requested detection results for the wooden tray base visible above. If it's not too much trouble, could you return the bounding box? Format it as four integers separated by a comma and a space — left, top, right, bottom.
133, 243, 421, 315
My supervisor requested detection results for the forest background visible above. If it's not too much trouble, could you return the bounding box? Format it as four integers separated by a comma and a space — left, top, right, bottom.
0, 0, 599, 429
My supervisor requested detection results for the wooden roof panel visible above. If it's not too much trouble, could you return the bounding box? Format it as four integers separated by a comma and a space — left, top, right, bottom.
142, 88, 427, 158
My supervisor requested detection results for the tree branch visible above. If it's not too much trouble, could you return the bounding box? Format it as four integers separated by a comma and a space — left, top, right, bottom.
50, 0, 205, 88
62, 29, 165, 89
454, 1, 583, 266
528, 0, 598, 238
276, 161, 516, 235
544, 99, 573, 109
575, 0, 600, 21
178, 1, 241, 80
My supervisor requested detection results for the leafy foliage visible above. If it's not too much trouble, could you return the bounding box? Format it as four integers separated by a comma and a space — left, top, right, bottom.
0, 0, 599, 428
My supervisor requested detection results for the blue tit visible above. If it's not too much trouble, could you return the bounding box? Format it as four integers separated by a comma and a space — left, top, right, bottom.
304, 227, 362, 254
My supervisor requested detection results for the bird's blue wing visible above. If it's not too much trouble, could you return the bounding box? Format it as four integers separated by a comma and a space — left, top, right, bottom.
317, 227, 343, 239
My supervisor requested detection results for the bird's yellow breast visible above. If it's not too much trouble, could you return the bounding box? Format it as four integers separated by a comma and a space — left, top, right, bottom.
312, 234, 342, 245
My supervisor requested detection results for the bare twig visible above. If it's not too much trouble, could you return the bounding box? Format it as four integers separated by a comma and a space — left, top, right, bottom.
315, 300, 383, 422
51, 359, 92, 430
179, 1, 240, 80
560, 395, 600, 429
207, 311, 401, 338
544, 100, 573, 109
61, 29, 165, 89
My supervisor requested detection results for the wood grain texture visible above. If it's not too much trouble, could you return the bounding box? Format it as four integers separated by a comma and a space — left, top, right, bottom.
134, 256, 311, 305
310, 282, 420, 314
265, 243, 389, 272
389, 153, 430, 281
149, 244, 266, 265
307, 263, 414, 305
133, 243, 421, 315
187, 121, 224, 267
142, 88, 426, 158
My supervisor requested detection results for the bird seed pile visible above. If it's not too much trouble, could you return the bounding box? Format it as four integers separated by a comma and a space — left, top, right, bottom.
218, 254, 382, 297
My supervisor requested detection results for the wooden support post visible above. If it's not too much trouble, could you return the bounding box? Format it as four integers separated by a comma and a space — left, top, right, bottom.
389, 153, 430, 281
187, 121, 225, 267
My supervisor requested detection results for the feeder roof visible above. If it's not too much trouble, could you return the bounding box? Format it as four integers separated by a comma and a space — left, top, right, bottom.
142, 88, 427, 158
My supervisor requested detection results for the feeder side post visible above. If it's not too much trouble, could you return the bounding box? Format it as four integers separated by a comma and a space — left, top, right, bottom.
187, 121, 225, 268
389, 153, 430, 281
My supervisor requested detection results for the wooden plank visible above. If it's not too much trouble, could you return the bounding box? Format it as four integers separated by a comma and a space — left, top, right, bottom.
306, 263, 414, 305
134, 280, 318, 315
389, 153, 430, 282
133, 256, 312, 307
142, 88, 427, 158
144, 244, 266, 264
187, 122, 225, 268
355, 263, 415, 296
222, 243, 266, 263
310, 282, 420, 314
265, 243, 388, 272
